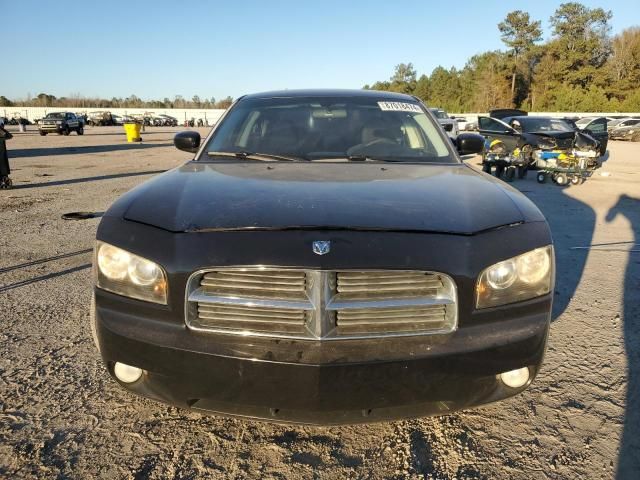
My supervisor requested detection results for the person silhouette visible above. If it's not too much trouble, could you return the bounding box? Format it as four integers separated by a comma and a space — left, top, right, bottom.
0, 119, 14, 189
606, 194, 640, 479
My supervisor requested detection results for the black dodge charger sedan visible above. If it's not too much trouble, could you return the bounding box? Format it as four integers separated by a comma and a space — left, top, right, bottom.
92, 89, 554, 425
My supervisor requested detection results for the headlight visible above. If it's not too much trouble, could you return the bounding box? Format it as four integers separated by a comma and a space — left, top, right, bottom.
537, 138, 556, 149
95, 241, 167, 304
476, 246, 553, 309
56, 120, 62, 125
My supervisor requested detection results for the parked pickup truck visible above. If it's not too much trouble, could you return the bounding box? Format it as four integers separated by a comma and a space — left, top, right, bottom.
92, 89, 554, 425
38, 112, 83, 136
429, 107, 459, 139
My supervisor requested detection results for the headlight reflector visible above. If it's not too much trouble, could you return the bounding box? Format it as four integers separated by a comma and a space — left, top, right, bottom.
97, 243, 130, 280
95, 241, 167, 304
516, 248, 551, 285
485, 259, 517, 289
128, 256, 163, 286
476, 246, 553, 309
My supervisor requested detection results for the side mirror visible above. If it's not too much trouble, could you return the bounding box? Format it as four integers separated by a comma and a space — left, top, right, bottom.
174, 131, 201, 153
456, 133, 485, 155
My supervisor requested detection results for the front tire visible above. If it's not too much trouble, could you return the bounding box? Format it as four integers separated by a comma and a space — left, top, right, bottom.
482, 163, 491, 173
77, 126, 84, 135
517, 166, 528, 179
494, 165, 505, 178
536, 172, 546, 183
63, 127, 70, 136
39, 130, 47, 136
504, 166, 516, 182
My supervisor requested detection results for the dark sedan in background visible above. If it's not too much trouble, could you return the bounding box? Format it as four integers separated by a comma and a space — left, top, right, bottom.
479, 110, 608, 158
91, 89, 554, 424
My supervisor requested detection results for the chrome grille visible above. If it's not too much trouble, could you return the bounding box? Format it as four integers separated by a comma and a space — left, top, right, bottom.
337, 305, 448, 335
336, 271, 443, 299
186, 268, 457, 340
200, 270, 307, 300
195, 302, 309, 335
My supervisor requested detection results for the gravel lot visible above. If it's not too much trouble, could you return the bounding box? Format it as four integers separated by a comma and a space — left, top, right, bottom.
0, 126, 638, 479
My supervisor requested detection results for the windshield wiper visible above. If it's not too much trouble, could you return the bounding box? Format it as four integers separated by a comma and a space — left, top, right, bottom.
207, 151, 305, 162
346, 155, 406, 162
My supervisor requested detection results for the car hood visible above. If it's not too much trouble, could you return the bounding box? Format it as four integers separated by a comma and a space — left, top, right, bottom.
611, 126, 635, 133
115, 162, 533, 235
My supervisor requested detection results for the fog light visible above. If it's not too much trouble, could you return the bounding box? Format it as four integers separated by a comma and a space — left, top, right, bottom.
499, 367, 530, 388
113, 362, 143, 383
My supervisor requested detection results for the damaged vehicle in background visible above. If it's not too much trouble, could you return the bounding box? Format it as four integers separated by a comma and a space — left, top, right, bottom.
609, 124, 640, 141
479, 110, 604, 170
606, 117, 640, 133
91, 89, 554, 425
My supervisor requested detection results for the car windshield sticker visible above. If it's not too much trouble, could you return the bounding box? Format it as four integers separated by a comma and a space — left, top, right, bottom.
377, 101, 422, 113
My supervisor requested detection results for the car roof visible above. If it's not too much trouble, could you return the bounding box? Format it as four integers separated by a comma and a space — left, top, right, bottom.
241, 89, 418, 102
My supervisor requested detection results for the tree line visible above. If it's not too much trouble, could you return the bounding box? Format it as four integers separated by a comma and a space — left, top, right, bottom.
364, 2, 640, 113
0, 94, 234, 110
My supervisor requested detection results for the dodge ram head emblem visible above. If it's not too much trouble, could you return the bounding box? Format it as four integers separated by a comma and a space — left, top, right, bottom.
312, 241, 331, 255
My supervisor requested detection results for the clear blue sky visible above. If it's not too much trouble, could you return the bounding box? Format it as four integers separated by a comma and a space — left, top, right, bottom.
3, 0, 638, 101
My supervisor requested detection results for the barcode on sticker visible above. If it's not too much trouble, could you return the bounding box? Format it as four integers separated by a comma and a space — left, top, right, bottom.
377, 102, 422, 113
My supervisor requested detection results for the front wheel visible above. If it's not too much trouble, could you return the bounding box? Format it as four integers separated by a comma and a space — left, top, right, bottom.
570, 175, 583, 185
536, 172, 546, 183
39, 130, 47, 136
63, 127, 70, 136
494, 165, 505, 178
77, 127, 84, 135
517, 166, 528, 179
504, 166, 516, 182
482, 163, 491, 173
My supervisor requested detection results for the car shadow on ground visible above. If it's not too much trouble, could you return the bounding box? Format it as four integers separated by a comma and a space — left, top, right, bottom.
512, 176, 595, 322
11, 170, 166, 189
9, 143, 172, 158
83, 130, 184, 136
605, 194, 640, 479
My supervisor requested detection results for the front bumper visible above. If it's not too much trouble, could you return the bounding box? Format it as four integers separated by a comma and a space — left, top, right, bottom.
95, 288, 550, 425
39, 124, 64, 132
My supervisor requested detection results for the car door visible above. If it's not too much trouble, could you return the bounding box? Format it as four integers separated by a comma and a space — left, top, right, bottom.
478, 116, 519, 151
66, 113, 78, 128
582, 117, 608, 154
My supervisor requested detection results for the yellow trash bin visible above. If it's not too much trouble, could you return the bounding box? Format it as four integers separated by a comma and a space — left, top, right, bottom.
124, 122, 142, 142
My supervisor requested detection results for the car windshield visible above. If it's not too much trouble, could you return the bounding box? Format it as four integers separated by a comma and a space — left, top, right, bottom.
518, 117, 574, 133
608, 119, 626, 127
204, 96, 453, 162
575, 118, 595, 126
429, 109, 449, 120
45, 113, 66, 119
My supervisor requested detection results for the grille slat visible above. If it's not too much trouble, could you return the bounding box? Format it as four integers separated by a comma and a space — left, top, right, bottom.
201, 280, 305, 292
337, 307, 446, 322
200, 270, 307, 300
194, 302, 308, 334
336, 271, 444, 300
187, 268, 456, 339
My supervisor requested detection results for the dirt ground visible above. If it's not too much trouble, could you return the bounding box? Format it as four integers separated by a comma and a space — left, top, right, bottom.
0, 126, 638, 480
